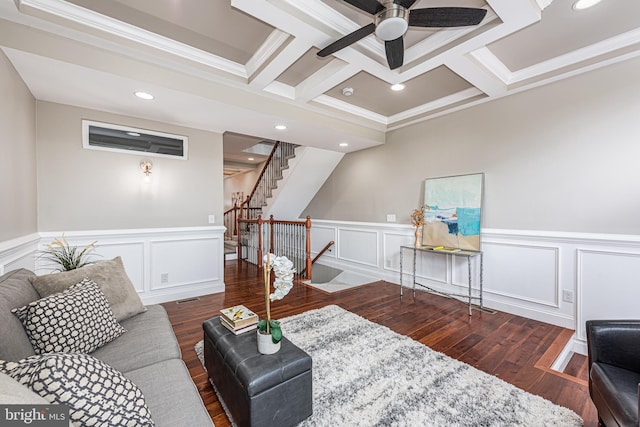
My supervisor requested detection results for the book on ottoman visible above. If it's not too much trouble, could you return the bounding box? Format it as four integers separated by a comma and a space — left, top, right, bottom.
220, 317, 257, 335
220, 305, 258, 329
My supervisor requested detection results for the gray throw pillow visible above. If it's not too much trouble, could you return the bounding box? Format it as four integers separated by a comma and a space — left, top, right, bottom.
29, 256, 145, 321
12, 279, 126, 354
0, 353, 154, 426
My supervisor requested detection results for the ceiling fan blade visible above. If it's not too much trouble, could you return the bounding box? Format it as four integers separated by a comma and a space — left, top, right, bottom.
317, 23, 376, 57
409, 7, 488, 27
343, 0, 385, 15
394, 0, 418, 8
385, 37, 404, 70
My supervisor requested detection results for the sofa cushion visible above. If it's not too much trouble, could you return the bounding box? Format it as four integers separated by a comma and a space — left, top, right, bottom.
0, 353, 154, 427
0, 372, 49, 404
12, 279, 126, 354
0, 269, 39, 361
29, 256, 145, 321
124, 358, 214, 427
91, 305, 181, 373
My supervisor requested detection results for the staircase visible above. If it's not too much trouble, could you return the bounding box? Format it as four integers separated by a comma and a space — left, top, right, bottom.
239, 142, 344, 222
263, 145, 345, 219
224, 141, 344, 264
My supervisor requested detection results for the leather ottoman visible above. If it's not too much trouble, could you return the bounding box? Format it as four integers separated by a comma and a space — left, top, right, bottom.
202, 317, 312, 427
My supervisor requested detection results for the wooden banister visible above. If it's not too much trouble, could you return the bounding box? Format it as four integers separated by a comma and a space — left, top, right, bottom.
237, 215, 313, 280
299, 239, 333, 279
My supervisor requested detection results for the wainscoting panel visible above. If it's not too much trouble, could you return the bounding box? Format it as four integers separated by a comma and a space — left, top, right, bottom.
451, 254, 481, 290
483, 242, 559, 307
337, 228, 378, 267
150, 237, 222, 291
577, 249, 640, 343
413, 250, 449, 285
382, 232, 414, 271
0, 233, 39, 275
29, 227, 226, 305
93, 242, 145, 293
310, 225, 337, 258
312, 220, 640, 338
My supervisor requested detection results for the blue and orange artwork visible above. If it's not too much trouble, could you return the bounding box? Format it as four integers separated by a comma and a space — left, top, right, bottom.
422, 173, 483, 251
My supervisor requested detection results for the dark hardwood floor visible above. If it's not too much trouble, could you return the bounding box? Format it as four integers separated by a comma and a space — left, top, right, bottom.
162, 260, 597, 426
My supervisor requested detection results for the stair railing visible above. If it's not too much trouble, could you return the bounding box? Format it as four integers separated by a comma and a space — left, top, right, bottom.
238, 215, 312, 281
299, 240, 334, 279
223, 204, 240, 240
240, 141, 297, 221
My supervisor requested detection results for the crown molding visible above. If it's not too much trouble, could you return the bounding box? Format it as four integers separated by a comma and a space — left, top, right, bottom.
17, 0, 247, 78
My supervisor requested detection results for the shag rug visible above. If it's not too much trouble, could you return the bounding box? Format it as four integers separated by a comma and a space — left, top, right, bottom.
195, 305, 583, 427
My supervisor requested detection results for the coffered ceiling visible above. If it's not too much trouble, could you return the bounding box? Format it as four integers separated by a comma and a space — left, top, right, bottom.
1, 0, 639, 155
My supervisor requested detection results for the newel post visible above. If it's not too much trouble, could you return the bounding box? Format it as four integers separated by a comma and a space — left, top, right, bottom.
305, 216, 312, 281
269, 215, 275, 254
257, 215, 263, 268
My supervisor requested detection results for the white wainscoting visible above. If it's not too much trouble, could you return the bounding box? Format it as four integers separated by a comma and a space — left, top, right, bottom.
0, 227, 226, 305
310, 220, 640, 355
0, 233, 40, 275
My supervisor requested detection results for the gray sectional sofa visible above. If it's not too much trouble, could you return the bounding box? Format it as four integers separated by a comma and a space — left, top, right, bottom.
0, 267, 213, 427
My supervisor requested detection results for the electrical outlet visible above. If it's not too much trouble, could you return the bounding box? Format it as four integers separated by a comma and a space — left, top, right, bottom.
208, 214, 215, 224
562, 290, 574, 303
386, 214, 396, 222
161, 273, 169, 284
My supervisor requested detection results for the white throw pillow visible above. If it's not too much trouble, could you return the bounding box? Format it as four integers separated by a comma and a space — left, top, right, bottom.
12, 279, 126, 354
0, 353, 154, 426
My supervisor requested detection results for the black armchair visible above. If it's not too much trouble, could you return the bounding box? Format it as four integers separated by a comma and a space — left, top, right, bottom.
586, 320, 640, 427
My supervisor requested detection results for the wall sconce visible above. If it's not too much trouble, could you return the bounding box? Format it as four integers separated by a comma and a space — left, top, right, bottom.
140, 160, 152, 182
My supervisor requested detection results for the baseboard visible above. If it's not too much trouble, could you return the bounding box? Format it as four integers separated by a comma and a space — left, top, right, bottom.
141, 281, 225, 305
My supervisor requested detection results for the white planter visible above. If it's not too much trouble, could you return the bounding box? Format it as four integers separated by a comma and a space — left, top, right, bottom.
257, 330, 281, 354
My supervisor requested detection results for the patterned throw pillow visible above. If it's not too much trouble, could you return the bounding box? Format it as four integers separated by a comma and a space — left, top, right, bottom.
0, 353, 155, 426
12, 279, 126, 354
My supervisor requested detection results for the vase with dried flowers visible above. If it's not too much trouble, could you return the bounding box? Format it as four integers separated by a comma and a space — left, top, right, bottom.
411, 207, 426, 248
257, 253, 296, 354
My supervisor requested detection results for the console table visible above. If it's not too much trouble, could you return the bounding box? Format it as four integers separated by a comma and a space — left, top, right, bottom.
399, 245, 483, 315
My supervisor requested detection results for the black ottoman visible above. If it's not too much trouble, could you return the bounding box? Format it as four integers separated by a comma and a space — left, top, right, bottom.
202, 317, 312, 427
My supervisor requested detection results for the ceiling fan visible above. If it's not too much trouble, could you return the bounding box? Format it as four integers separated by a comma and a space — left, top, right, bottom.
317, 0, 487, 70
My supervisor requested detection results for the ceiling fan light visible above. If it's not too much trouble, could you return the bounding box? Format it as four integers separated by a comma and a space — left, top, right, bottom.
375, 17, 408, 41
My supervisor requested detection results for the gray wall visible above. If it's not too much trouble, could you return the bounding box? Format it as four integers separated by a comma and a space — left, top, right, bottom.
223, 163, 264, 211
0, 51, 37, 242
36, 102, 223, 231
303, 56, 640, 235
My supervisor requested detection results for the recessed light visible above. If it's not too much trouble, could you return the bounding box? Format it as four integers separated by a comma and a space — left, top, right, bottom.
134, 91, 154, 100
391, 83, 405, 91
572, 0, 601, 10
339, 143, 349, 147
248, 157, 254, 161
127, 132, 141, 137
275, 124, 287, 130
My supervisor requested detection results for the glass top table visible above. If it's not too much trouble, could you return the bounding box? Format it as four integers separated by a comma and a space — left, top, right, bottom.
399, 245, 484, 315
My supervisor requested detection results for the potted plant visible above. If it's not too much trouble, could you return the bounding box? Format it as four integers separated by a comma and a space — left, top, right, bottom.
257, 253, 295, 354
38, 234, 98, 271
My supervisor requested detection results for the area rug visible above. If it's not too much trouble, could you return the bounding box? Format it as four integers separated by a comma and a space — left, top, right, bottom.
195, 305, 583, 426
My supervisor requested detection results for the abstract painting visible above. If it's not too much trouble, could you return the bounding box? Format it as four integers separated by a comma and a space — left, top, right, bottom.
422, 173, 484, 251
